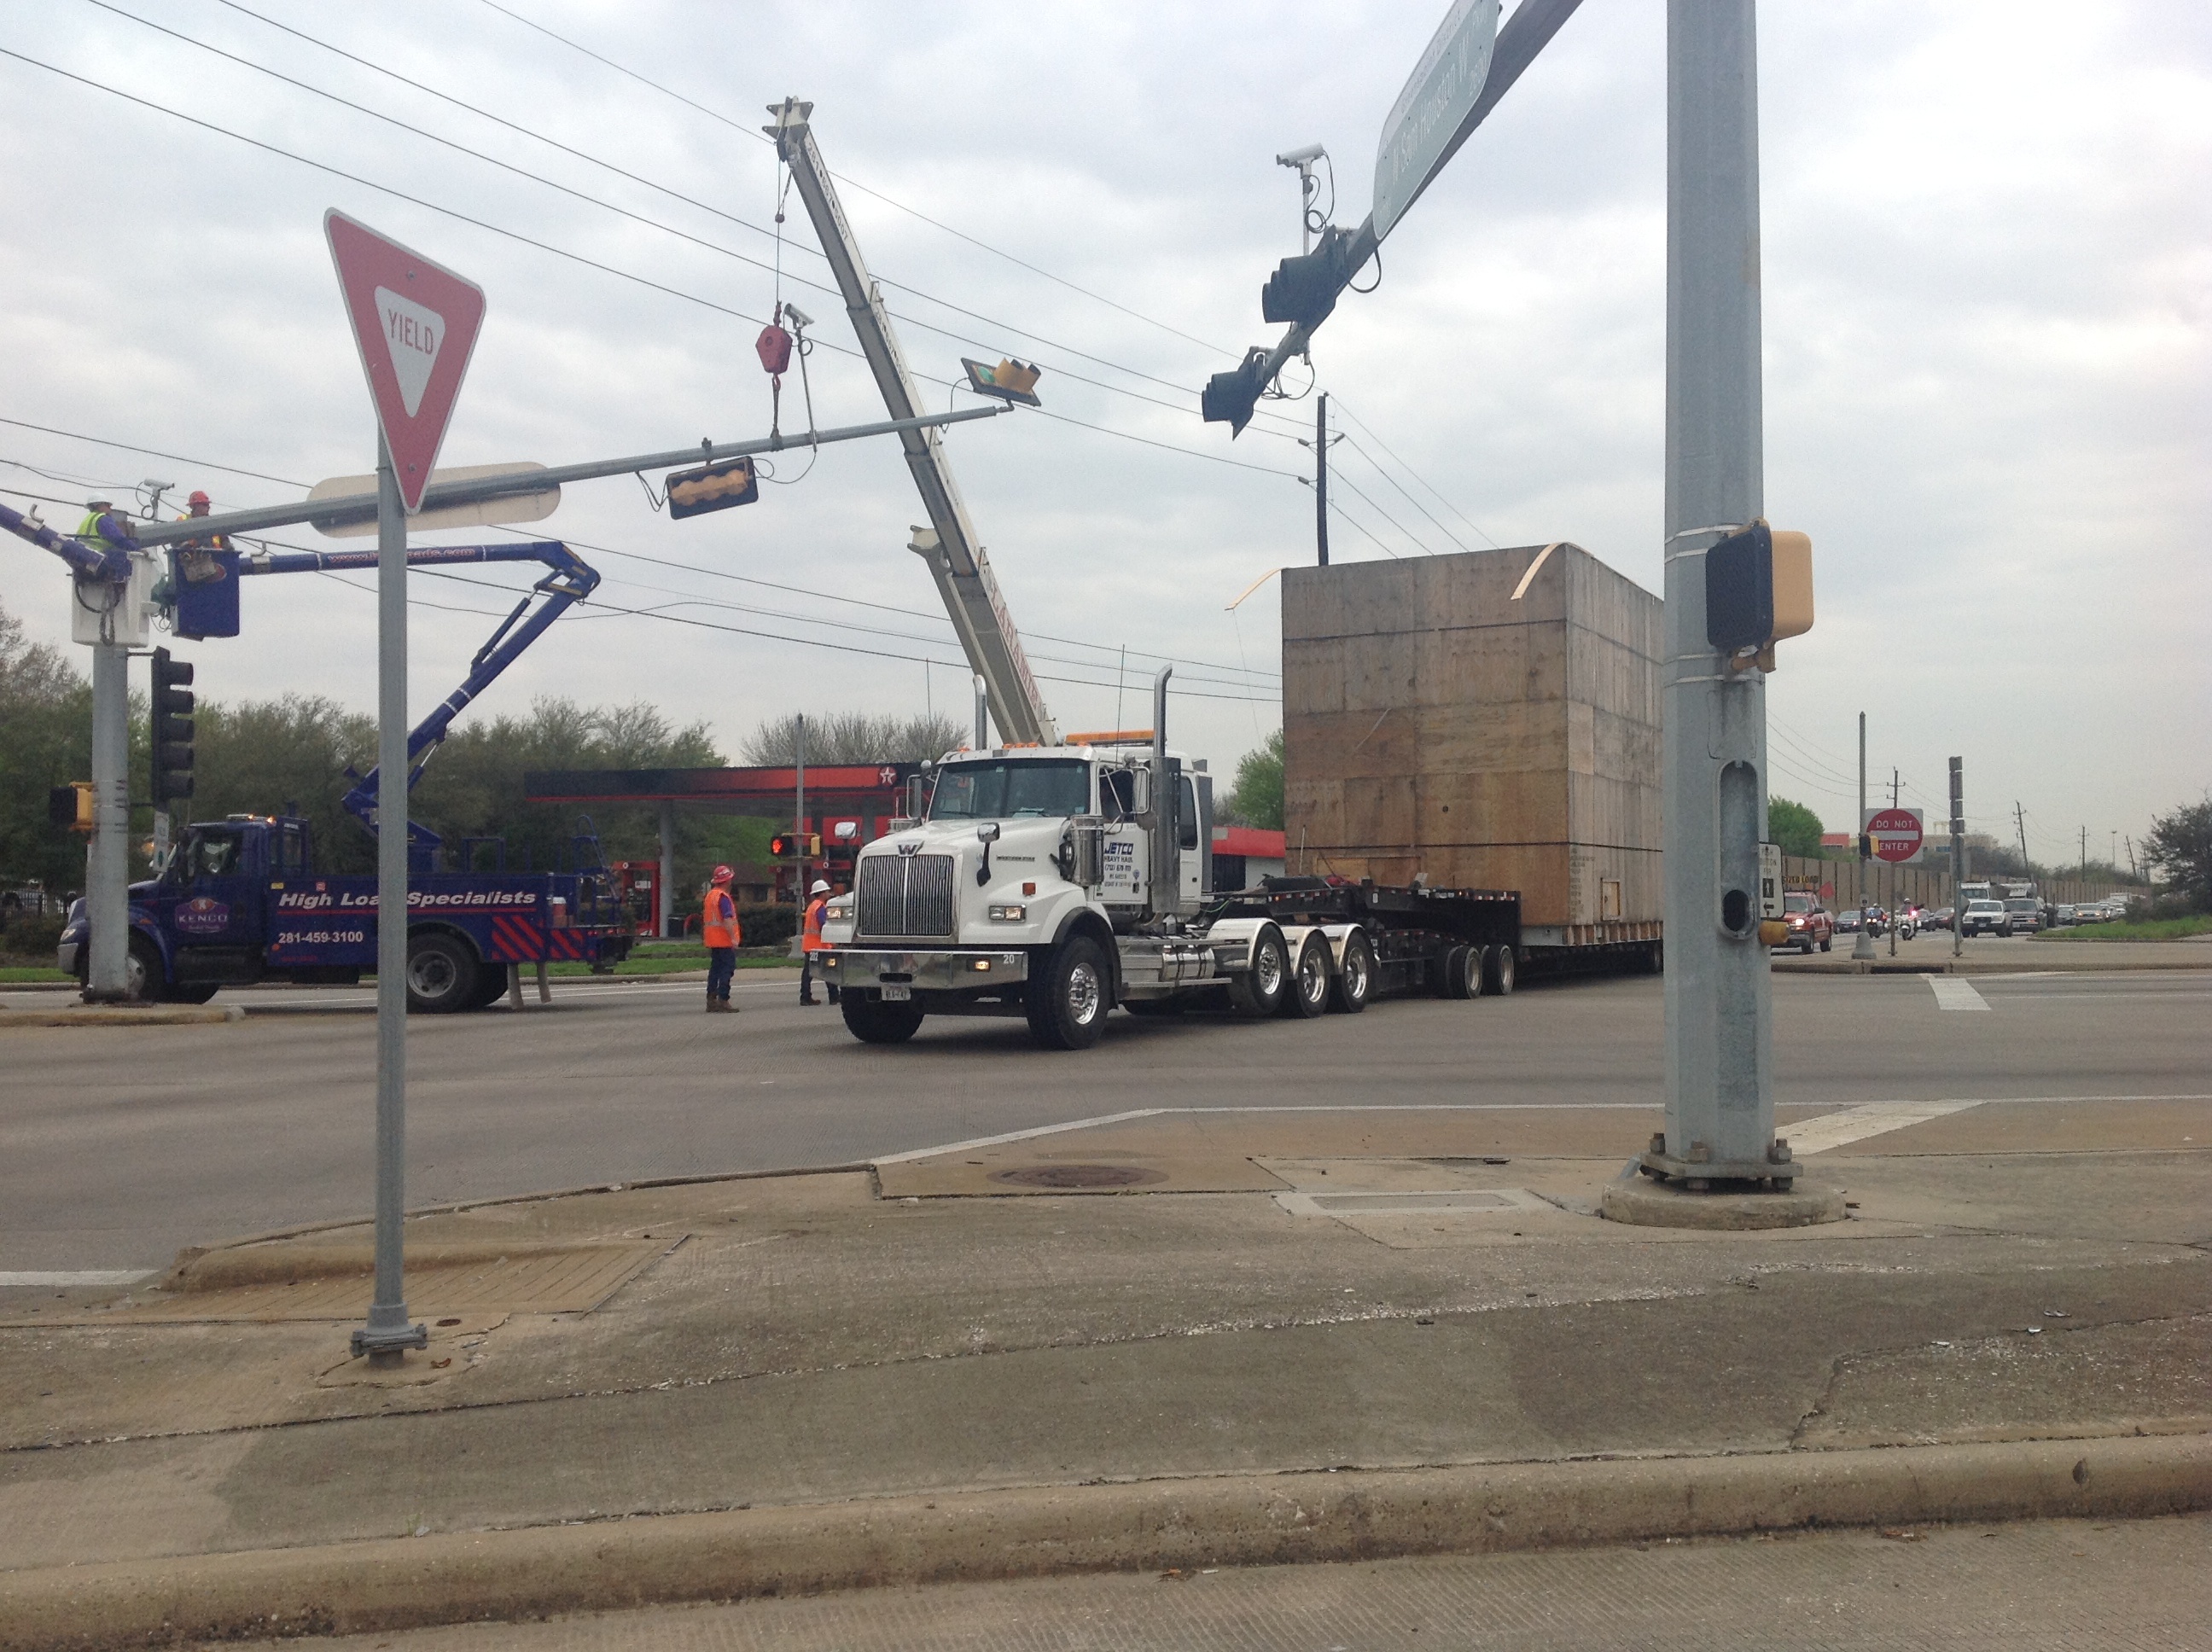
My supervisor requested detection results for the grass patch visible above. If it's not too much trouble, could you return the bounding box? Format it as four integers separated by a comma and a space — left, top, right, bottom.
0, 966, 72, 982
2034, 916, 2212, 941
542, 950, 795, 977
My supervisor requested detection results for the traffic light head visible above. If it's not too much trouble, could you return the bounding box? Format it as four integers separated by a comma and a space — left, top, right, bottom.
962, 357, 1043, 407
1260, 231, 1355, 332
1202, 346, 1275, 437
49, 781, 95, 832
1704, 524, 1813, 668
151, 648, 195, 808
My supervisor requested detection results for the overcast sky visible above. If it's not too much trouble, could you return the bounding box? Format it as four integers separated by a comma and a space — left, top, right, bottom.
2, 0, 2205, 868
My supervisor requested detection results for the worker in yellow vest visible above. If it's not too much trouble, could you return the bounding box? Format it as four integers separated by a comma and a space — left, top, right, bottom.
800, 878, 839, 1005
702, 865, 741, 1013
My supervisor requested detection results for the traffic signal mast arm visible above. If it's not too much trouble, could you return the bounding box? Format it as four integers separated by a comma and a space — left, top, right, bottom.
766, 97, 1057, 747
235, 540, 598, 852
0, 497, 134, 582
1202, 0, 1586, 433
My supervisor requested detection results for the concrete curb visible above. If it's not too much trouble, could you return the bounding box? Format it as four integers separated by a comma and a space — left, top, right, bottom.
1772, 957, 2209, 976
0, 1003, 242, 1028
3, 1434, 2204, 1649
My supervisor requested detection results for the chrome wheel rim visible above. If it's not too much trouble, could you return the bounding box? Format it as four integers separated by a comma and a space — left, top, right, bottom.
1299, 945, 1328, 1003
1344, 949, 1369, 1002
1254, 941, 1284, 998
1067, 960, 1102, 1026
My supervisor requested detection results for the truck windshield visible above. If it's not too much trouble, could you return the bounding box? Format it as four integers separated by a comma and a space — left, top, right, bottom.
173, 829, 244, 881
929, 759, 1090, 821
1784, 893, 1813, 913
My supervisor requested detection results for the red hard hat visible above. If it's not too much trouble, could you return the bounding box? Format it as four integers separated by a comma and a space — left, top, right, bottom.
188, 490, 211, 505
711, 864, 733, 884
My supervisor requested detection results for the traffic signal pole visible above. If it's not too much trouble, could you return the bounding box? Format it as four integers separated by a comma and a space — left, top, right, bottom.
1314, 393, 1330, 567
1647, 0, 1786, 1189
84, 639, 130, 1002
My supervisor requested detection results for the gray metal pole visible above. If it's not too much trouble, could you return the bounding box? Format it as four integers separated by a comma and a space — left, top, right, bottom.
85, 640, 131, 1001
657, 801, 676, 940
974, 675, 989, 751
795, 713, 806, 905
1652, 0, 1779, 1188
354, 433, 425, 1365
1852, 711, 1876, 959
1315, 393, 1330, 567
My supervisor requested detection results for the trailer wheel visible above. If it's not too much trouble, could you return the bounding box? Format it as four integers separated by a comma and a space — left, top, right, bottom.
1328, 934, 1374, 1014
1027, 934, 1109, 1050
1486, 944, 1517, 997
842, 993, 924, 1044
1435, 945, 1473, 1000
405, 932, 480, 1014
1281, 934, 1331, 1019
1225, 926, 1289, 1018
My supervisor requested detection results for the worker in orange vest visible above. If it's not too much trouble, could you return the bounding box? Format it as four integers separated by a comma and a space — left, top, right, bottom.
800, 878, 839, 1005
702, 865, 741, 1013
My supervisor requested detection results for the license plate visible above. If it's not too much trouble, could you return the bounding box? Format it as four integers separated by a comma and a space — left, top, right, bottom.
880, 984, 912, 1002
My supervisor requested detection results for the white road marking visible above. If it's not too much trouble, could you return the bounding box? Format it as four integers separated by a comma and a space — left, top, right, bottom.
1785, 1099, 1988, 1155
0, 1270, 153, 1288
1929, 977, 1989, 1011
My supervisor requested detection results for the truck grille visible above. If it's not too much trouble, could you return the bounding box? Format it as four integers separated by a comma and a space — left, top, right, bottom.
858, 853, 956, 939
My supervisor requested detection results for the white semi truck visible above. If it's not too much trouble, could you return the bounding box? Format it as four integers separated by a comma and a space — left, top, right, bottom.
818, 673, 1522, 1049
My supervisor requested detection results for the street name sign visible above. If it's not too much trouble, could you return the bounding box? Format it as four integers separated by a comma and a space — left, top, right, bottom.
1865, 807, 1925, 864
307, 462, 557, 538
325, 211, 486, 512
1373, 0, 1499, 241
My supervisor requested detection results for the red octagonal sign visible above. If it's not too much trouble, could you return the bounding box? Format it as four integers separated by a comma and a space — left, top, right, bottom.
1866, 807, 1924, 864
325, 210, 486, 513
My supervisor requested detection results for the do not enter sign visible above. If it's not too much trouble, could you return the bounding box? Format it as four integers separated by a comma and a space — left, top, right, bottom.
1865, 807, 1924, 864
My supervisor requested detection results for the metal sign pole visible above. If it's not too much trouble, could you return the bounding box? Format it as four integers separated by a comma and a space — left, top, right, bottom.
85, 638, 131, 1000
355, 432, 426, 1365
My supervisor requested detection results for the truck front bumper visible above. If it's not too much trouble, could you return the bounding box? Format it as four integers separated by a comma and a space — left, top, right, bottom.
822, 947, 1030, 993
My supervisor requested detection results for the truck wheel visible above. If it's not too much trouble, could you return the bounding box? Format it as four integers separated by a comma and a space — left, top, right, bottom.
841, 993, 924, 1044
1436, 945, 1473, 1001
1225, 926, 1289, 1018
1027, 935, 1109, 1050
1281, 934, 1331, 1019
1486, 945, 1517, 996
405, 932, 480, 1014
123, 934, 166, 1003
1818, 935, 1831, 953
467, 965, 515, 1010
1328, 934, 1374, 1014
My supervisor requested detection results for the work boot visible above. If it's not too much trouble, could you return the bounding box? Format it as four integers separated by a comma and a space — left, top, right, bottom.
800, 995, 819, 1006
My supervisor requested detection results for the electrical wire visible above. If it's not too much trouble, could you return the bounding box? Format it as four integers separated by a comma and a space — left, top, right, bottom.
473, 0, 1242, 364
1329, 398, 1504, 550
1332, 432, 1479, 555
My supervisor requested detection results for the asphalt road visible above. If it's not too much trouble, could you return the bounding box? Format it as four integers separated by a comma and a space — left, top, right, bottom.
3, 965, 2207, 1273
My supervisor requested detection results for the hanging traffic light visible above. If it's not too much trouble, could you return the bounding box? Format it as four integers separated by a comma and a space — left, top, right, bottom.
1260, 228, 1356, 332
1201, 347, 1275, 437
768, 832, 822, 859
962, 357, 1043, 407
1704, 523, 1813, 670
150, 647, 195, 808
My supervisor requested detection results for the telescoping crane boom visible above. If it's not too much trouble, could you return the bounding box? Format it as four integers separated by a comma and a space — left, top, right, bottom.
767, 98, 1057, 748
235, 540, 597, 863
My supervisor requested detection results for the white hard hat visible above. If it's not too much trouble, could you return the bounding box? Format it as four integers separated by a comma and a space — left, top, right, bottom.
811, 880, 830, 894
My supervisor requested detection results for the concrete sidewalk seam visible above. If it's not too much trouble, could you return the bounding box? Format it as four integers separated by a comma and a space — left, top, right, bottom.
2, 1434, 2204, 1651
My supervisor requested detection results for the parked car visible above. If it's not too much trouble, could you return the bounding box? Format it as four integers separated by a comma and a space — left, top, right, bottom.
1776, 891, 1833, 954
2003, 897, 2043, 936
1960, 899, 2008, 937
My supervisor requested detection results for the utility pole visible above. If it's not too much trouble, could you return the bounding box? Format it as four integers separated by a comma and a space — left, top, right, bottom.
1949, 756, 1965, 960
1648, 0, 1788, 1190
2015, 802, 2029, 881
795, 713, 807, 907
1314, 393, 1330, 567
2081, 825, 2088, 887
85, 633, 131, 1001
1852, 713, 1875, 959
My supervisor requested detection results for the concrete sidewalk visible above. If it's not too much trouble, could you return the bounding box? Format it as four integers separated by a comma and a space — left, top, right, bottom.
3, 1097, 2209, 1646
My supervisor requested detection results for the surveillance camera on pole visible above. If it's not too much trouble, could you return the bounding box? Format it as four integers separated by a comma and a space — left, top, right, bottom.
1275, 143, 1328, 255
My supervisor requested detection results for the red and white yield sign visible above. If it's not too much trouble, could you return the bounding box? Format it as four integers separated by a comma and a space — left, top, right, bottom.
324, 211, 486, 513
1865, 806, 1925, 864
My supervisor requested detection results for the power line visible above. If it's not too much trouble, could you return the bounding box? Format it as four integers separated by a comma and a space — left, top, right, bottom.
1332, 430, 1479, 555
1330, 398, 1505, 550
472, 0, 1241, 364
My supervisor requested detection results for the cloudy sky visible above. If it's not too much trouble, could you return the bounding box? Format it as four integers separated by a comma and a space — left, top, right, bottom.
2, 0, 2205, 867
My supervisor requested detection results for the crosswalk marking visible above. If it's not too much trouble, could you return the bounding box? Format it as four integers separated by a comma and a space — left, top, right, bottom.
1928, 976, 1989, 1012
1785, 1099, 1987, 1155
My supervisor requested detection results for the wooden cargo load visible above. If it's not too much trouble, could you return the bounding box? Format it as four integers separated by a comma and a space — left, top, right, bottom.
1281, 543, 1662, 945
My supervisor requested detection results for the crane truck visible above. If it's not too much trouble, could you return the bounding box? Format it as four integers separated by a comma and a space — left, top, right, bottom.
48, 538, 633, 1010
766, 99, 1529, 1050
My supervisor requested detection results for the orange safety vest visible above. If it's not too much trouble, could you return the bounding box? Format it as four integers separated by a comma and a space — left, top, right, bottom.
802, 897, 830, 953
702, 888, 740, 949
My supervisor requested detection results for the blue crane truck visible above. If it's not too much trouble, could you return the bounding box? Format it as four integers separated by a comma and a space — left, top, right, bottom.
43, 532, 634, 1010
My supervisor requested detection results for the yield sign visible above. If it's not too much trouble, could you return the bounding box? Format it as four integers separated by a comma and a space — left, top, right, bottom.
324, 210, 486, 512
1865, 807, 1925, 864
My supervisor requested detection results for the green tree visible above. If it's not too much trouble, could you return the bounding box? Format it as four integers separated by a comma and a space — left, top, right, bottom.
1221, 729, 1284, 831
1768, 795, 1824, 858
189, 695, 377, 871
2144, 794, 2212, 910
742, 711, 964, 765
0, 598, 93, 895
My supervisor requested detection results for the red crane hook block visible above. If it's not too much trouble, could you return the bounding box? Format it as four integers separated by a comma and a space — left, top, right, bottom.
756, 320, 794, 376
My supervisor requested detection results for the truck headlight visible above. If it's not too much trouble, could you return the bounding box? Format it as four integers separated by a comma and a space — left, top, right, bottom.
825, 904, 852, 922
987, 904, 1027, 922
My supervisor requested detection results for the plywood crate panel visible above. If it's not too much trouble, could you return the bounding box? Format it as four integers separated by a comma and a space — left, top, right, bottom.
1283, 544, 1662, 932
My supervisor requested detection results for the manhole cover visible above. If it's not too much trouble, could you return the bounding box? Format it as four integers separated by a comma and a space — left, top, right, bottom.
989, 1164, 1167, 1189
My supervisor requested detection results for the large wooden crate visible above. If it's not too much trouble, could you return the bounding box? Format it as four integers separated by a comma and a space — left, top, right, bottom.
1281, 543, 1662, 937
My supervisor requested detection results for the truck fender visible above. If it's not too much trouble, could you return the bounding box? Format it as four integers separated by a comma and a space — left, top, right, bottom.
131, 916, 176, 980
1047, 908, 1121, 1003
406, 919, 485, 961
1196, 916, 1295, 975
1316, 922, 1365, 969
